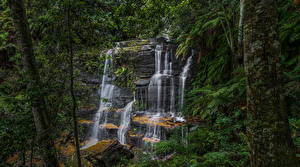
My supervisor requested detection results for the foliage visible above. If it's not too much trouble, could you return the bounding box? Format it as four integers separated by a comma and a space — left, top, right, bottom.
163, 0, 299, 166
0, 2, 14, 49
184, 76, 246, 118
1, 0, 300, 165
154, 133, 185, 156
278, 0, 300, 154
129, 150, 160, 167
114, 65, 136, 88
166, 0, 239, 60
113, 47, 139, 90
0, 71, 35, 164
0, 2, 16, 70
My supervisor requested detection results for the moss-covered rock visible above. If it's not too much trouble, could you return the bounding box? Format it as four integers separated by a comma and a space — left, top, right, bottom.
81, 139, 134, 167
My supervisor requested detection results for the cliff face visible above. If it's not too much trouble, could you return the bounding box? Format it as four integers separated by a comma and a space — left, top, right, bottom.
78, 38, 194, 149
113, 39, 190, 110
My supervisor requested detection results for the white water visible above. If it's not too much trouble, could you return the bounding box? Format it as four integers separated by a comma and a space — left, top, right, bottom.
170, 76, 175, 117
144, 113, 161, 141
146, 44, 166, 141
145, 45, 183, 142
179, 56, 192, 112
84, 43, 193, 148
155, 45, 162, 73
163, 50, 169, 74
148, 44, 164, 112
179, 56, 192, 146
83, 50, 115, 148
118, 100, 135, 144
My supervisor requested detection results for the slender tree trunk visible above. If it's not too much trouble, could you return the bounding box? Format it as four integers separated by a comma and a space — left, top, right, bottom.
7, 0, 59, 166
243, 0, 299, 166
237, 0, 245, 66
30, 141, 34, 167
67, 1, 82, 166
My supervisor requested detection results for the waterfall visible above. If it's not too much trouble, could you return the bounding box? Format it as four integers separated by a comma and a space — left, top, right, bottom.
170, 76, 175, 116
179, 56, 192, 112
145, 44, 165, 142
145, 45, 180, 143
179, 56, 192, 145
155, 45, 162, 73
163, 50, 169, 74
118, 100, 135, 145
148, 44, 164, 112
144, 113, 161, 142
83, 50, 115, 148
83, 41, 193, 149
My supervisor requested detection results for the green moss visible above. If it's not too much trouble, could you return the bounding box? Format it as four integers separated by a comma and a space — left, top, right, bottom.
122, 46, 141, 52
112, 42, 142, 91
126, 40, 150, 47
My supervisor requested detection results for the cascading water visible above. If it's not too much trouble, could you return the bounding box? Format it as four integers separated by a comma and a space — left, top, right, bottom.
83, 50, 115, 148
148, 44, 164, 112
170, 76, 175, 117
118, 100, 135, 144
83, 41, 193, 150
145, 44, 166, 142
179, 56, 192, 145
179, 56, 192, 112
144, 44, 181, 143
144, 113, 162, 143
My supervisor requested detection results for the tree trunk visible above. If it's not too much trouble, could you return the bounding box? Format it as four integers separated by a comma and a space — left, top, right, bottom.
67, 1, 82, 166
243, 0, 299, 166
7, 0, 59, 166
237, 0, 245, 66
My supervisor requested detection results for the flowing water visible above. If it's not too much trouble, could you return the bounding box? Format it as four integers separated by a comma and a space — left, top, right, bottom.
179, 56, 192, 112
83, 50, 115, 148
148, 44, 164, 112
179, 56, 192, 145
118, 100, 135, 144
144, 44, 168, 142
84, 42, 193, 148
144, 45, 193, 143
144, 113, 162, 143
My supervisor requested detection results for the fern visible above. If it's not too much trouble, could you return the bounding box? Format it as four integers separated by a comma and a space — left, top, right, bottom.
185, 77, 246, 118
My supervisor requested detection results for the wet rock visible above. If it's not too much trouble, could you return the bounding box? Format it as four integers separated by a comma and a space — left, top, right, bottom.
135, 78, 151, 86
78, 119, 94, 124
112, 87, 134, 108
142, 137, 160, 143
135, 50, 155, 77
129, 115, 184, 147
117, 40, 150, 47
99, 123, 119, 129
77, 106, 97, 121
78, 38, 196, 151
82, 139, 134, 167
132, 116, 150, 125
187, 115, 207, 131
140, 45, 153, 51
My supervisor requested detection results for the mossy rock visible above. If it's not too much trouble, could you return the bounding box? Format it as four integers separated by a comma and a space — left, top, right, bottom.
81, 139, 133, 167
99, 123, 119, 129
117, 40, 150, 47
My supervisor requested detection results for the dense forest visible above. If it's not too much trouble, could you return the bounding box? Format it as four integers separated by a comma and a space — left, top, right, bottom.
1, 0, 300, 166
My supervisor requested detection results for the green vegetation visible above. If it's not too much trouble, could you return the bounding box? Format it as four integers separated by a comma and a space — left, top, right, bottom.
1, 0, 299, 166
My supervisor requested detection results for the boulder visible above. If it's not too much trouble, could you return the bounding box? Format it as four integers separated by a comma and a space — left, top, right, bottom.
82, 139, 134, 167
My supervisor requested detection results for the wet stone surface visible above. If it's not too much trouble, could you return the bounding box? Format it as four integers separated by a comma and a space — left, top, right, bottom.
78, 38, 194, 163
